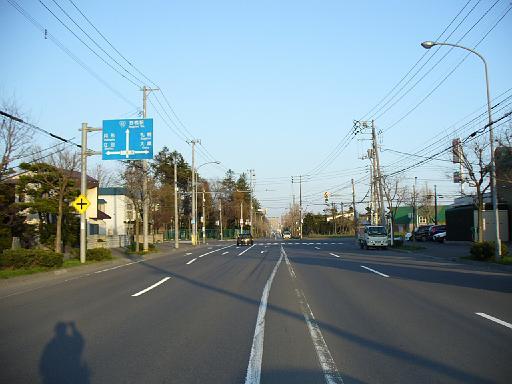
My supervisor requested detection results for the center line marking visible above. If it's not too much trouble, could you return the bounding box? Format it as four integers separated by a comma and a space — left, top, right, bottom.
238, 244, 255, 256
131, 277, 171, 297
315, 247, 321, 250
476, 312, 512, 329
244, 249, 283, 384
282, 247, 344, 383
222, 251, 229, 255
198, 244, 234, 259
186, 252, 193, 255
329, 253, 340, 258
186, 258, 197, 265
361, 265, 389, 278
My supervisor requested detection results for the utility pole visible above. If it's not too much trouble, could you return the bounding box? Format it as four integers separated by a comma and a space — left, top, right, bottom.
189, 139, 200, 245
240, 201, 244, 233
292, 175, 304, 239
434, 184, 438, 225
413, 176, 418, 235
371, 121, 386, 226
249, 169, 254, 236
219, 200, 223, 240
141, 85, 158, 252
202, 187, 206, 244
352, 178, 357, 237
174, 156, 179, 249
79, 123, 101, 263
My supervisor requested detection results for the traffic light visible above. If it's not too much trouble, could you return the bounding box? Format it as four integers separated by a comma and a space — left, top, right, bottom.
324, 191, 329, 203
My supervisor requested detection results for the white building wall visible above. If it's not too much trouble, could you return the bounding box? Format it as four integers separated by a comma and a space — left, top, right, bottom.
99, 193, 132, 236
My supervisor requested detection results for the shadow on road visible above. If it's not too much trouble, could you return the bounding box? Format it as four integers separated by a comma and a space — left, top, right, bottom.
130, 252, 496, 383
39, 321, 90, 384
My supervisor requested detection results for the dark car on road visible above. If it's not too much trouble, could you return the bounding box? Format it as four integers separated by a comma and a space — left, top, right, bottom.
414, 225, 433, 241
428, 225, 446, 240
237, 233, 253, 246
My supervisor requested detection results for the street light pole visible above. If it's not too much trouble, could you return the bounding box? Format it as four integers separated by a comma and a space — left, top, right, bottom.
421, 41, 501, 258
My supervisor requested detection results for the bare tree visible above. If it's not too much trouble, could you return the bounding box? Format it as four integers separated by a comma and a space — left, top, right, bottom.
417, 183, 435, 225
382, 175, 408, 238
0, 100, 32, 179
90, 163, 122, 188
459, 138, 490, 242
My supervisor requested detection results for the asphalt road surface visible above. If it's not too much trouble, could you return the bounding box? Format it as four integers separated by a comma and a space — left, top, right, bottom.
1, 239, 511, 383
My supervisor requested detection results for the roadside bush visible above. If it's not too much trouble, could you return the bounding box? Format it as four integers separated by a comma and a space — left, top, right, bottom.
470, 242, 494, 260
0, 249, 63, 269
86, 248, 112, 261
470, 241, 509, 260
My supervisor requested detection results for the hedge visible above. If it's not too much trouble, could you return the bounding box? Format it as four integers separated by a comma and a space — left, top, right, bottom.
0, 249, 63, 269
86, 248, 112, 261
470, 241, 509, 260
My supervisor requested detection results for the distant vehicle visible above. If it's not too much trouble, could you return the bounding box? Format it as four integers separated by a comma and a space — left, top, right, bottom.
414, 225, 433, 241
282, 231, 291, 240
358, 225, 388, 250
433, 231, 446, 243
237, 233, 253, 246
429, 225, 446, 241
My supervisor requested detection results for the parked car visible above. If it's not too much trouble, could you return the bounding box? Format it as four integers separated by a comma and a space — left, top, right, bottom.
433, 231, 446, 243
428, 225, 446, 240
237, 233, 253, 246
414, 225, 433, 241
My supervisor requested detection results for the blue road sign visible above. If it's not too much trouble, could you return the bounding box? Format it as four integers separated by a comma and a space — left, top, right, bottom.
102, 119, 153, 160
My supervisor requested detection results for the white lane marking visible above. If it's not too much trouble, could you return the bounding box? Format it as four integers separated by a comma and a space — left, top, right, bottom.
199, 244, 234, 258
95, 259, 144, 274
244, 249, 283, 384
222, 251, 230, 255
329, 253, 340, 258
361, 265, 389, 278
260, 250, 265, 254
315, 246, 321, 250
282, 247, 344, 384
238, 244, 255, 256
131, 277, 171, 297
186, 252, 193, 255
186, 258, 197, 265
476, 313, 512, 329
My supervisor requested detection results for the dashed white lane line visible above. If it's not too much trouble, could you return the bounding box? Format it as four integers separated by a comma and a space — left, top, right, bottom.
282, 247, 344, 384
361, 265, 389, 278
186, 252, 193, 255
315, 247, 321, 250
238, 244, 255, 256
244, 248, 283, 384
95, 259, 144, 274
476, 312, 512, 329
131, 277, 171, 297
198, 244, 234, 258
222, 251, 230, 255
186, 258, 197, 265
329, 253, 340, 258
260, 250, 265, 254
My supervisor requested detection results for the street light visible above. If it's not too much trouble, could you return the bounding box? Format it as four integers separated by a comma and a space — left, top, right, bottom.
421, 41, 501, 258
194, 161, 220, 244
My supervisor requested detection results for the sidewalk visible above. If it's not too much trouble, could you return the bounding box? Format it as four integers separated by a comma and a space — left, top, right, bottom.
0, 241, 214, 299
397, 240, 512, 272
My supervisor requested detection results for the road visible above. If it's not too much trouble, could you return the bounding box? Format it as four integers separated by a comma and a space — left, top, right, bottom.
1, 239, 511, 383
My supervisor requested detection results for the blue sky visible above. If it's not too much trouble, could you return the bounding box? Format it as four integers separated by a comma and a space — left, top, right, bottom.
1, 0, 511, 217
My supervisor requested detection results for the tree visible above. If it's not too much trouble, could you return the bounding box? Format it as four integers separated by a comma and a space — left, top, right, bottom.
0, 100, 32, 179
382, 176, 408, 235
17, 148, 81, 253
459, 139, 490, 242
417, 183, 435, 225
123, 161, 144, 251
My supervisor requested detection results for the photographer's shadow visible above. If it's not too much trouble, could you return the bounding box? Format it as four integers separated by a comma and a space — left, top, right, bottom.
39, 321, 90, 384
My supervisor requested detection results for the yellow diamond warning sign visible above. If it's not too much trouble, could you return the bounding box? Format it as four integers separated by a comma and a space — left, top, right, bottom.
72, 194, 91, 214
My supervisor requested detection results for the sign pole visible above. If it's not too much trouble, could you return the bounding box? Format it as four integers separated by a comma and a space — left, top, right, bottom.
80, 123, 87, 264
